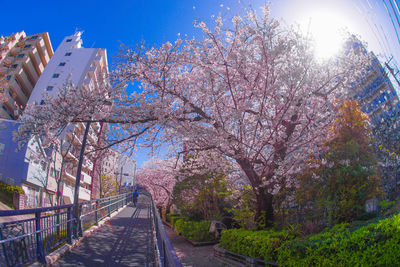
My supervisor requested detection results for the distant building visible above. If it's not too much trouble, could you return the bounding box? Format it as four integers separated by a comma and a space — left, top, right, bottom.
345, 39, 400, 197
102, 148, 119, 178
27, 32, 109, 203
350, 57, 400, 129
0, 31, 53, 119
116, 154, 136, 189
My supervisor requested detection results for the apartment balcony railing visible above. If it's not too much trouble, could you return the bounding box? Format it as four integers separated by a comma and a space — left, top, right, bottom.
81, 170, 92, 185
83, 158, 93, 171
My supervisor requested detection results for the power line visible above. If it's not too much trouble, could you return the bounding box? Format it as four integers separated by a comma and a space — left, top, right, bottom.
382, 0, 400, 45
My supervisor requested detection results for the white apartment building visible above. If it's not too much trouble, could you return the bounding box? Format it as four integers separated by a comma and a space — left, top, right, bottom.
28, 32, 109, 203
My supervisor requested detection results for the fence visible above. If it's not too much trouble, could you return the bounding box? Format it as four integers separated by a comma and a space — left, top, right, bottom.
0, 192, 132, 267
147, 192, 182, 267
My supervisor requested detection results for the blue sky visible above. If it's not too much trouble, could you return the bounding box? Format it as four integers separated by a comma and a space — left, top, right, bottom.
1, 0, 239, 56
2, 0, 400, 168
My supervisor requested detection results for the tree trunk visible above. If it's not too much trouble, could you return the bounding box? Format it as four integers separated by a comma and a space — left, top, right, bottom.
255, 187, 274, 228
165, 200, 172, 215
236, 158, 275, 228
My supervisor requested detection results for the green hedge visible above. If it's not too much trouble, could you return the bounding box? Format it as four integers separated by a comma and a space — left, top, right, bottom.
219, 214, 400, 266
169, 215, 182, 225
219, 228, 296, 262
174, 219, 215, 242
278, 215, 400, 266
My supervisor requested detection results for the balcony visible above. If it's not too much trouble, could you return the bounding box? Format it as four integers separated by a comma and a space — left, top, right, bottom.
81, 170, 92, 185
79, 187, 91, 201
83, 158, 93, 171
87, 128, 98, 143
63, 183, 74, 200
64, 169, 76, 182
66, 150, 78, 162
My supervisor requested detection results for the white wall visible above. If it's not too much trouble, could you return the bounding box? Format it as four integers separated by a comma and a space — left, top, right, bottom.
25, 138, 48, 187
28, 32, 100, 104
117, 154, 136, 186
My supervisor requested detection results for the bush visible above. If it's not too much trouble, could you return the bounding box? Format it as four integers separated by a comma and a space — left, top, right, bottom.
380, 200, 396, 216
170, 215, 183, 226
0, 181, 24, 196
173, 219, 214, 242
219, 228, 297, 262
277, 215, 400, 266
220, 214, 400, 266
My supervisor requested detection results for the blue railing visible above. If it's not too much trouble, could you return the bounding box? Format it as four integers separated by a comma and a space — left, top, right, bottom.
147, 192, 182, 267
0, 192, 132, 267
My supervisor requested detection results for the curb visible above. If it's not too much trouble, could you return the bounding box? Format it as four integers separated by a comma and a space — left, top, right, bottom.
29, 205, 132, 266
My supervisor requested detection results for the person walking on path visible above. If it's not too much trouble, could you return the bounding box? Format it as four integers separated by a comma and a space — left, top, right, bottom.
132, 189, 139, 207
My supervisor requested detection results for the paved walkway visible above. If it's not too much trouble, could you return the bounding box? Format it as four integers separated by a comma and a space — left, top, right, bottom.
165, 225, 226, 267
54, 195, 156, 267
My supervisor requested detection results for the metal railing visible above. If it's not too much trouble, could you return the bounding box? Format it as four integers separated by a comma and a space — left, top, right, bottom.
0, 192, 132, 267
147, 193, 182, 267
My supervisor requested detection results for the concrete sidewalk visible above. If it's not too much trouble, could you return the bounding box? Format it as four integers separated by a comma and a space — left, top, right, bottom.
53, 195, 156, 267
165, 225, 225, 267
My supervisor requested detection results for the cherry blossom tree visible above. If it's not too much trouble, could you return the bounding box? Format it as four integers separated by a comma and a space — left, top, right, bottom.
136, 158, 177, 213
17, 6, 371, 226
173, 151, 233, 220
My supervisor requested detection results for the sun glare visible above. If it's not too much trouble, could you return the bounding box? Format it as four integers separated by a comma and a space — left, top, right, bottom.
301, 10, 352, 60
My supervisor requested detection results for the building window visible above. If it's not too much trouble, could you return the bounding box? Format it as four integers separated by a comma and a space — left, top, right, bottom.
66, 39, 72, 42
17, 54, 24, 58
40, 100, 45, 105
6, 75, 11, 80
46, 86, 53, 91
11, 64, 18, 68
59, 62, 66, 66
65, 52, 72, 56
0, 143, 4, 155
52, 73, 60, 78
24, 44, 31, 48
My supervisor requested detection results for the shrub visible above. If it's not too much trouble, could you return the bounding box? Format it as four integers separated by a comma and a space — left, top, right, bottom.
170, 215, 183, 226
379, 200, 396, 216
229, 185, 258, 230
220, 214, 400, 266
0, 181, 24, 197
277, 214, 400, 266
173, 219, 214, 242
219, 228, 297, 262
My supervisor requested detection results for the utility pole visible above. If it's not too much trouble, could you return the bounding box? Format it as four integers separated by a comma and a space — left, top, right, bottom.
73, 121, 90, 237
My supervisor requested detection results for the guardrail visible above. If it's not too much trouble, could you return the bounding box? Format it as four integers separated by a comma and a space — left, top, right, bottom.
146, 193, 182, 267
0, 192, 133, 267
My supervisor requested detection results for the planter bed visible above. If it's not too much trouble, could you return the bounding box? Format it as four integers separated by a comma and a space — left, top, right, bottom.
163, 220, 218, 246
214, 244, 278, 267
